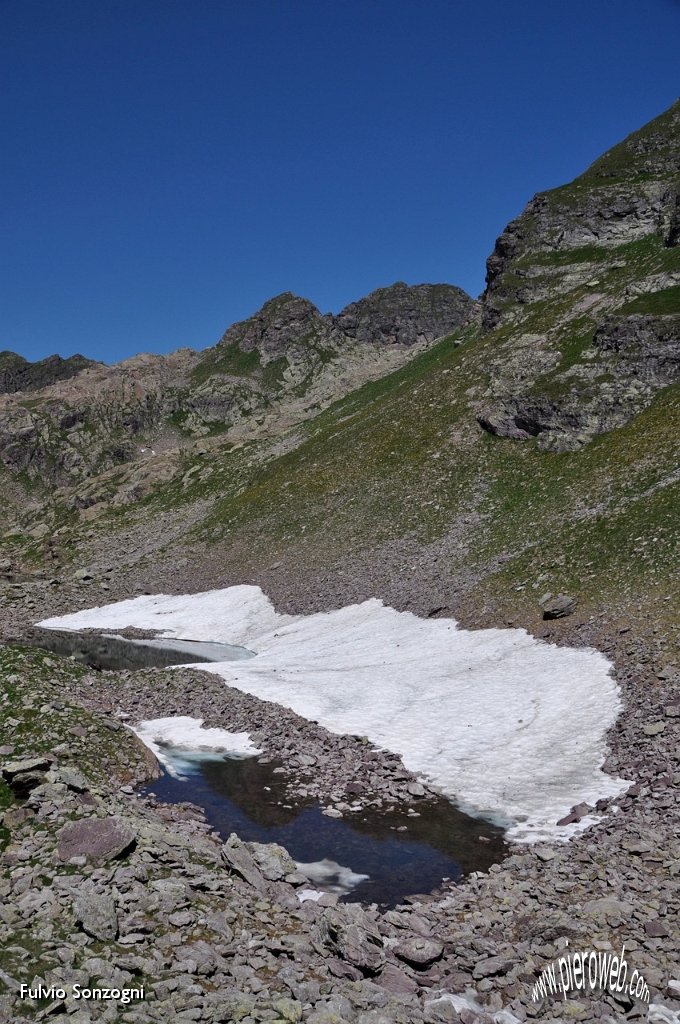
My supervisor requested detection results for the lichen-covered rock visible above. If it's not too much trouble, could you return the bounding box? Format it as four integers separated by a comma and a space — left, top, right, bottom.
73, 892, 118, 941
221, 832, 267, 890
542, 595, 578, 619
246, 839, 296, 880
393, 935, 443, 968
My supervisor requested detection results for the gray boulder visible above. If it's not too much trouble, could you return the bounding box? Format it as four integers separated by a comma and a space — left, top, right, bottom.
74, 893, 118, 940
542, 594, 578, 619
57, 816, 135, 863
246, 840, 296, 880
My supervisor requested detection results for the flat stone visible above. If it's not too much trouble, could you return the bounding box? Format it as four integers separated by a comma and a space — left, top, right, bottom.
58, 767, 90, 792
1, 756, 52, 780
472, 955, 515, 979
393, 935, 443, 967
326, 957, 363, 981
583, 895, 634, 921
424, 995, 463, 1022
643, 722, 666, 736
645, 920, 669, 938
2, 807, 33, 828
377, 963, 419, 995
57, 816, 135, 863
623, 840, 652, 854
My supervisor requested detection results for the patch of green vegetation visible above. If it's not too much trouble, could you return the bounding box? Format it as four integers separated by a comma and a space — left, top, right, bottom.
0, 646, 148, 788
579, 100, 680, 182
618, 286, 680, 316
191, 341, 262, 384
517, 245, 609, 269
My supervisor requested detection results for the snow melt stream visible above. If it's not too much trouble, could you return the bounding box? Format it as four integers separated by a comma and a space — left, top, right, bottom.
40, 585, 629, 842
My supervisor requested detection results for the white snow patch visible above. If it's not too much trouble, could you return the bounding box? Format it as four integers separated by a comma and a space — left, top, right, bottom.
426, 991, 521, 1024
296, 889, 324, 903
131, 715, 261, 779
40, 585, 630, 842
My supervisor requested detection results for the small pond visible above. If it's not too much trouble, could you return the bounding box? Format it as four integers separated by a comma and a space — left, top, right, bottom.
21, 628, 507, 905
144, 752, 506, 908
16, 628, 254, 671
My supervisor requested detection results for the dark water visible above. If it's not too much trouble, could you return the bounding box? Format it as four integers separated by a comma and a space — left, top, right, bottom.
17, 629, 252, 671
145, 755, 506, 908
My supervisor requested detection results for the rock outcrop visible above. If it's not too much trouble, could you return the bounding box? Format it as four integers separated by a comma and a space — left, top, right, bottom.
333, 281, 475, 346
478, 99, 680, 449
0, 351, 95, 394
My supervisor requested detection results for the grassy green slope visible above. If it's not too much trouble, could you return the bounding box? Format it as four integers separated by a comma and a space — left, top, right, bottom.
114, 310, 680, 640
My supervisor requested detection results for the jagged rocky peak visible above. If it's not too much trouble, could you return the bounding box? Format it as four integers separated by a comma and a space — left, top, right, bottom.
0, 351, 95, 395
580, 98, 680, 181
218, 292, 333, 362
217, 282, 475, 363
482, 99, 680, 333
334, 281, 475, 346
475, 99, 680, 452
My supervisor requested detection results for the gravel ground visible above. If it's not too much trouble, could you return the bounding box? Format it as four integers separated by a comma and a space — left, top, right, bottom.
1, 561, 680, 1022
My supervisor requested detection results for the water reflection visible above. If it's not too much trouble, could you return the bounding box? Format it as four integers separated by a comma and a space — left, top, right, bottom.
145, 754, 506, 907
15, 628, 252, 671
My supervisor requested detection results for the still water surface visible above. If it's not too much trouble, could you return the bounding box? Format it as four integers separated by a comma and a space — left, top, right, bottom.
24, 628, 507, 905
145, 754, 506, 908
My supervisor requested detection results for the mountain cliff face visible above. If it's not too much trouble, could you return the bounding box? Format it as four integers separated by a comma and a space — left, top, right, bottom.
333, 281, 473, 346
478, 99, 680, 450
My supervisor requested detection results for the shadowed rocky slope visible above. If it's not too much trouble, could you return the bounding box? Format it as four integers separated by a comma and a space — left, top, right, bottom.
478, 99, 680, 450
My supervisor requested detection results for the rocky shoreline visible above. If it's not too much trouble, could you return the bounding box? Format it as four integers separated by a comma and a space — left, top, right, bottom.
1, 587, 680, 1023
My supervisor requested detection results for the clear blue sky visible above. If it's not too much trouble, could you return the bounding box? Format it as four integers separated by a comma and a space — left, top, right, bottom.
1, 0, 679, 364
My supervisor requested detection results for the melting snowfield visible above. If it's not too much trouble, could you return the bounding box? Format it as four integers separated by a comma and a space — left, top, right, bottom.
131, 716, 261, 779
40, 585, 629, 842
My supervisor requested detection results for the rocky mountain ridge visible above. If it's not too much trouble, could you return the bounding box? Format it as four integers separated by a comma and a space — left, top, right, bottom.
0, 283, 474, 499
2, 99, 680, 635
478, 98, 680, 450
0, 352, 95, 395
